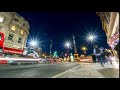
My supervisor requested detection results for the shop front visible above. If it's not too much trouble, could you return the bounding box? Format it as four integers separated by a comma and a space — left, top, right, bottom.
108, 31, 119, 59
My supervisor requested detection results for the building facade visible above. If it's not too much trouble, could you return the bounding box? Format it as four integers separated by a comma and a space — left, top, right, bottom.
0, 12, 29, 55
96, 12, 119, 58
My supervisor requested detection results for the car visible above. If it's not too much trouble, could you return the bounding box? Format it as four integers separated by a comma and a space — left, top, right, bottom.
41, 58, 51, 63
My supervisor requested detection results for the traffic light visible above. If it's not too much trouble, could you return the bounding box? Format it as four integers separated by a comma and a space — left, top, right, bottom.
54, 51, 57, 57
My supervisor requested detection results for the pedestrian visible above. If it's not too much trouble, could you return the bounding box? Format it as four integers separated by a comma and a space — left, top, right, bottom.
93, 44, 104, 67
102, 48, 108, 64
100, 47, 108, 64
92, 54, 96, 63
105, 50, 113, 64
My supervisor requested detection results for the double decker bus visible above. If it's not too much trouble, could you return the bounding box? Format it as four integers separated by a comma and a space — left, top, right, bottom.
0, 32, 40, 64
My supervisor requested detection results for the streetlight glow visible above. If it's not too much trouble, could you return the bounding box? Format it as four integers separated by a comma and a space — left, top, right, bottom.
28, 35, 41, 48
30, 40, 38, 47
64, 42, 71, 48
87, 35, 96, 41
85, 31, 99, 44
66, 43, 70, 48
88, 35, 94, 40
82, 47, 87, 51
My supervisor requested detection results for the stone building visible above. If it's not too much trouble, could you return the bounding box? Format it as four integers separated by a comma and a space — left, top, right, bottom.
96, 12, 119, 58
0, 12, 29, 55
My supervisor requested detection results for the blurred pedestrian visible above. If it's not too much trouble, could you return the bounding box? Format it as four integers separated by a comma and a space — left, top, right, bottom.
93, 44, 105, 67
104, 49, 113, 64
100, 47, 108, 64
92, 54, 96, 63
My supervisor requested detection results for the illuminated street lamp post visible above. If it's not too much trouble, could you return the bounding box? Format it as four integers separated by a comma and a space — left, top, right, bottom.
65, 42, 71, 56
64, 41, 71, 62
29, 40, 38, 48
81, 46, 88, 56
86, 33, 97, 44
28, 36, 41, 49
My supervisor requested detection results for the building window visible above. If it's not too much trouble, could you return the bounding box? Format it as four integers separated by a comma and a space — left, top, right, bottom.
18, 37, 22, 43
8, 34, 13, 41
11, 26, 16, 31
0, 16, 4, 22
14, 18, 19, 22
23, 23, 25, 26
20, 30, 24, 35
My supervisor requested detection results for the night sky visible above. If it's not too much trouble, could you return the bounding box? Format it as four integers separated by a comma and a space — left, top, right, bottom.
18, 12, 111, 55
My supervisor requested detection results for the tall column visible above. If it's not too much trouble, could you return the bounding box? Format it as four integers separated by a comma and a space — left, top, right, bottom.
73, 35, 79, 60
50, 40, 52, 58
73, 35, 77, 54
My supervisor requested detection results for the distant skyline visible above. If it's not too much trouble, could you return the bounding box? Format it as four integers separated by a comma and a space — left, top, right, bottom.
18, 12, 111, 55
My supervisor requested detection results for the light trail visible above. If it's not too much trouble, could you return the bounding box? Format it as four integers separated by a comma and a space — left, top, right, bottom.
0, 58, 43, 61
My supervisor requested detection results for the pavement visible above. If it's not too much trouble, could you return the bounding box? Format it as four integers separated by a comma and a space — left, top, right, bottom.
52, 61, 119, 78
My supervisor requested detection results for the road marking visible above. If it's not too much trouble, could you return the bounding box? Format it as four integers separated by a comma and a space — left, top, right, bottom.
51, 65, 82, 78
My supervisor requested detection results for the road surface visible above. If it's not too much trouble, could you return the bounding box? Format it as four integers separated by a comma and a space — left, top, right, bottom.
0, 62, 80, 78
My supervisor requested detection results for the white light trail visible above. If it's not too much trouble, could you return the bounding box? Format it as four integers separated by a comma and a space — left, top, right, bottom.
0, 58, 43, 61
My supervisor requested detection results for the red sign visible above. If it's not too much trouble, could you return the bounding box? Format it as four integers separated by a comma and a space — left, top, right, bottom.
0, 32, 4, 48
3, 47, 23, 55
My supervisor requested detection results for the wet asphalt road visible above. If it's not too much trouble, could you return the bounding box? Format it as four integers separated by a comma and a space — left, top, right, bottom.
0, 62, 80, 78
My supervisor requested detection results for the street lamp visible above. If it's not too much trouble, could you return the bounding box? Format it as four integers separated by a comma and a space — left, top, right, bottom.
29, 40, 38, 47
81, 46, 88, 56
65, 42, 71, 49
28, 35, 41, 49
85, 31, 99, 44
87, 35, 96, 42
64, 41, 71, 61
82, 47, 87, 51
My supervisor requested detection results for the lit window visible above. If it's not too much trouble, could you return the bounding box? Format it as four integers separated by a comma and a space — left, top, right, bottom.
18, 37, 22, 43
20, 30, 24, 35
11, 26, 16, 31
0, 17, 4, 22
8, 34, 13, 41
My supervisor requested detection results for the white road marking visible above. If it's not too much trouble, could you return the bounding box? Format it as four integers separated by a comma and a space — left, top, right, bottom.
51, 65, 82, 78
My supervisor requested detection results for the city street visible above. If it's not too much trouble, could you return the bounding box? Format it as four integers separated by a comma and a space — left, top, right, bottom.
0, 62, 80, 78
0, 60, 119, 78
0, 12, 119, 78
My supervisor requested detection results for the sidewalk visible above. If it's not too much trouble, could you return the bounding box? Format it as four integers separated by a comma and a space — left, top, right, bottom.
53, 61, 119, 78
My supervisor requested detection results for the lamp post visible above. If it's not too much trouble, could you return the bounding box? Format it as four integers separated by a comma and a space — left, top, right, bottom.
64, 41, 71, 62
29, 40, 38, 48
65, 42, 71, 56
81, 46, 88, 56
86, 34, 97, 44
50, 40, 52, 58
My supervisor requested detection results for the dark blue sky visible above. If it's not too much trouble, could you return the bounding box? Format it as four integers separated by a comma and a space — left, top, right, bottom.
18, 12, 110, 55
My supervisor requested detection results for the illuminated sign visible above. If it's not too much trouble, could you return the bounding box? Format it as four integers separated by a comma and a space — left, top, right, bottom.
3, 47, 23, 54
